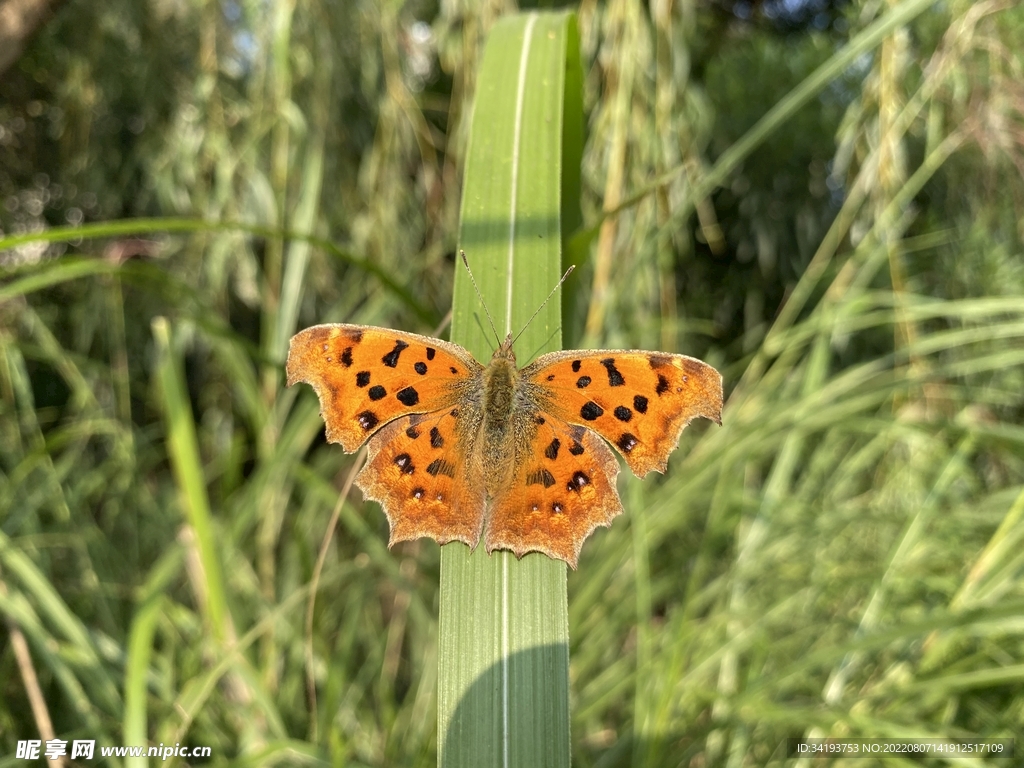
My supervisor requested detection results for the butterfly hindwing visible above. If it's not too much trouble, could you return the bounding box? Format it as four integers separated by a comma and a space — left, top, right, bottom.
286, 324, 482, 452
485, 413, 623, 568
356, 409, 487, 549
524, 350, 723, 477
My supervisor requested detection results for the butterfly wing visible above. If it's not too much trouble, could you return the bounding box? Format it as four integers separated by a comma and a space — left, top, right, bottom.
485, 413, 623, 569
523, 350, 723, 477
286, 324, 483, 452
356, 408, 487, 549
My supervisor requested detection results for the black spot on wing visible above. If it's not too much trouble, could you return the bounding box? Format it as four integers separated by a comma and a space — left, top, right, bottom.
396, 387, 419, 406
580, 401, 603, 421
601, 358, 625, 386
406, 425, 421, 439
356, 371, 371, 388
340, 347, 354, 367
552, 501, 564, 514
368, 385, 387, 401
382, 340, 409, 368
569, 441, 584, 456
617, 433, 639, 453
544, 438, 560, 460
411, 487, 425, 499
414, 361, 428, 375
633, 394, 648, 413
430, 426, 444, 448
614, 405, 632, 422
426, 458, 456, 477
527, 469, 556, 488
357, 411, 379, 431
656, 375, 670, 396
576, 376, 591, 388
426, 347, 436, 360
571, 360, 581, 372
567, 471, 591, 492
393, 453, 415, 474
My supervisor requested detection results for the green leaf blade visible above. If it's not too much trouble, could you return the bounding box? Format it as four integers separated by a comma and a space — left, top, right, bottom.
439, 11, 582, 768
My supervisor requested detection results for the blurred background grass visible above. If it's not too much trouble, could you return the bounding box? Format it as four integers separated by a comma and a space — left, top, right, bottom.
2, 0, 1023, 765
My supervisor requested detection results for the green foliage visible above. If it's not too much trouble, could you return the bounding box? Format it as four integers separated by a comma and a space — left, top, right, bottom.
2, 0, 1024, 765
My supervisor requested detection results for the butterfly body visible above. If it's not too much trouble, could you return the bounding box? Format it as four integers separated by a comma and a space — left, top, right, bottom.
287, 323, 722, 567
480, 337, 519, 474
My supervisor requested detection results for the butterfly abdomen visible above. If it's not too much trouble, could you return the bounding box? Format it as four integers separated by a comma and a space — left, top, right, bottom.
475, 356, 524, 490
482, 357, 516, 430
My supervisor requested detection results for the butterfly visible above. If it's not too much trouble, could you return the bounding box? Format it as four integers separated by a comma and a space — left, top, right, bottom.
286, 311, 723, 568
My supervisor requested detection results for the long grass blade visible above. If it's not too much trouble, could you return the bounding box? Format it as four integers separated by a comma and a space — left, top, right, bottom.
438, 11, 581, 767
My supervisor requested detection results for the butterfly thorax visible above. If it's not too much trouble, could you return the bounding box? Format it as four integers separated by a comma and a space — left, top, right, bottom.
482, 336, 518, 436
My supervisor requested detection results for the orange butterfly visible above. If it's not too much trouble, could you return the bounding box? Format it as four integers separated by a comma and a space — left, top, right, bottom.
286, 308, 723, 568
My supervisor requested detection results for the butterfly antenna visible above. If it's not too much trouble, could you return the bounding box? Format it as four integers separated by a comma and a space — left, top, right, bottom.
459, 251, 502, 346
511, 263, 575, 347
524, 325, 563, 364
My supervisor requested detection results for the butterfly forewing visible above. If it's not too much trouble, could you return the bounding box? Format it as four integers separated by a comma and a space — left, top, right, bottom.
286, 324, 482, 452
523, 350, 723, 477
